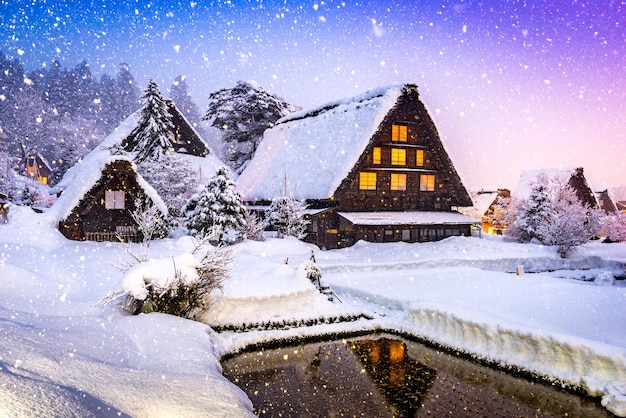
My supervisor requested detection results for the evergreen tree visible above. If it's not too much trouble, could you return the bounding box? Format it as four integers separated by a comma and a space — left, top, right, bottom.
128, 78, 175, 163
182, 166, 246, 243
202, 81, 297, 172
116, 63, 141, 120
508, 173, 552, 243
267, 195, 308, 239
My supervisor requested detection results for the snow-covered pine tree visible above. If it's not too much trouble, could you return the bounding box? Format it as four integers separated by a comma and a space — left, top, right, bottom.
128, 78, 175, 164
202, 81, 298, 173
182, 166, 247, 243
267, 195, 308, 239
508, 173, 553, 243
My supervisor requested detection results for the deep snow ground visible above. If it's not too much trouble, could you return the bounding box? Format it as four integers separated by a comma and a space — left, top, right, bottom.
1, 206, 625, 416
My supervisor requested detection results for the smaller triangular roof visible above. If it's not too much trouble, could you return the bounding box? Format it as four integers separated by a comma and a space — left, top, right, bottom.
238, 85, 406, 201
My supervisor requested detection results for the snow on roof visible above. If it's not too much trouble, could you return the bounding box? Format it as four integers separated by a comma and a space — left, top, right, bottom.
470, 190, 501, 216
46, 154, 168, 224
513, 166, 579, 199
237, 84, 406, 201
338, 211, 480, 226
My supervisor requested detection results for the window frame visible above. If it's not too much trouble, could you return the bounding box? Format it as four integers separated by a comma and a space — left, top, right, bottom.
392, 124, 408, 142
390, 173, 407, 191
105, 190, 126, 209
419, 174, 435, 192
359, 172, 377, 190
391, 148, 406, 166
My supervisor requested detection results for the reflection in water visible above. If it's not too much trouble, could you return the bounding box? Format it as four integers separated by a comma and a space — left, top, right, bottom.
222, 335, 613, 418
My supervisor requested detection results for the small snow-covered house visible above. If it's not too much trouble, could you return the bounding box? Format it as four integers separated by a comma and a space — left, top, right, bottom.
238, 84, 477, 249
50, 155, 168, 242
121, 99, 210, 157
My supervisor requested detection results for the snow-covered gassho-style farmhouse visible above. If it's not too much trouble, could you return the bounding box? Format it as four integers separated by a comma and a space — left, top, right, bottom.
50, 155, 168, 242
238, 83, 479, 249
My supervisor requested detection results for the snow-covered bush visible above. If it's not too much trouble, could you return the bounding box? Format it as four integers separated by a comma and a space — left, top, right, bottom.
299, 260, 322, 290
267, 195, 309, 239
130, 197, 174, 242
182, 166, 247, 244
240, 210, 266, 241
604, 214, 626, 243
110, 242, 231, 319
595, 271, 615, 286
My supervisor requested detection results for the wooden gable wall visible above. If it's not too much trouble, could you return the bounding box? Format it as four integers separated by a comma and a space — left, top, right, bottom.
334, 86, 472, 212
59, 160, 146, 242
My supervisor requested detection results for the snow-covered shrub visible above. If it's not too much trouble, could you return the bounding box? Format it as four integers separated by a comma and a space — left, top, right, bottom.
267, 195, 308, 239
131, 198, 174, 242
240, 210, 266, 241
115, 243, 231, 318
604, 214, 626, 243
182, 166, 246, 244
299, 260, 322, 290
595, 271, 615, 286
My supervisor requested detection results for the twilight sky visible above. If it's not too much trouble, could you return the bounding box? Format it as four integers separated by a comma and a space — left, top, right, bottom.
1, 0, 624, 190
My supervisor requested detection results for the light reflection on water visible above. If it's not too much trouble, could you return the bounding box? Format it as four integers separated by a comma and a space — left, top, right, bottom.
222, 334, 614, 418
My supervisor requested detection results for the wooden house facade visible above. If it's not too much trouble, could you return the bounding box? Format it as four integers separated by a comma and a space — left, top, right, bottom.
54, 157, 168, 242
238, 84, 478, 249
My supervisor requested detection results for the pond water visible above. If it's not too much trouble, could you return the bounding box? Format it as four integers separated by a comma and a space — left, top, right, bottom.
222, 334, 614, 417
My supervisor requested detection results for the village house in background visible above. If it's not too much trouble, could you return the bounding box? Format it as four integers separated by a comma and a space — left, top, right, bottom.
51, 156, 168, 242
465, 188, 511, 235
237, 84, 479, 249
22, 151, 52, 185
594, 187, 619, 215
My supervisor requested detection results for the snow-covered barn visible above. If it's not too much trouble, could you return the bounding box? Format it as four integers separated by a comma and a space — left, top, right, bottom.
50, 155, 168, 242
237, 84, 478, 249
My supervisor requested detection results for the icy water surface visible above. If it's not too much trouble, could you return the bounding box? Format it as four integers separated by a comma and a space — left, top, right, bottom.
222, 334, 614, 417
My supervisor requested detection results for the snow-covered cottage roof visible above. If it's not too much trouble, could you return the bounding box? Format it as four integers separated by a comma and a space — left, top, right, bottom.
46, 154, 168, 224
237, 84, 406, 201
338, 211, 481, 226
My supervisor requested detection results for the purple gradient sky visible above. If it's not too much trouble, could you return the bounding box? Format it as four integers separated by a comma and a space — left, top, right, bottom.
2, 0, 624, 189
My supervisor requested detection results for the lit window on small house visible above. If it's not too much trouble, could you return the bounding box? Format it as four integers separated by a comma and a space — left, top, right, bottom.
391, 148, 406, 165
359, 172, 377, 190
391, 173, 407, 191
401, 229, 411, 241
392, 125, 407, 142
419, 175, 435, 192
105, 190, 125, 209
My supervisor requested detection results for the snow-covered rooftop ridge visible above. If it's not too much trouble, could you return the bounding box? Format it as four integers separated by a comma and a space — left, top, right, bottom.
237, 85, 406, 201
46, 154, 167, 224
278, 83, 408, 125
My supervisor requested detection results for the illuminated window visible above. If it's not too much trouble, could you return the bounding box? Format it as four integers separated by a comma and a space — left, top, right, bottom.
391, 173, 406, 191
372, 147, 381, 164
420, 175, 435, 192
416, 149, 424, 166
105, 190, 125, 209
391, 148, 406, 165
392, 125, 407, 142
359, 172, 377, 190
